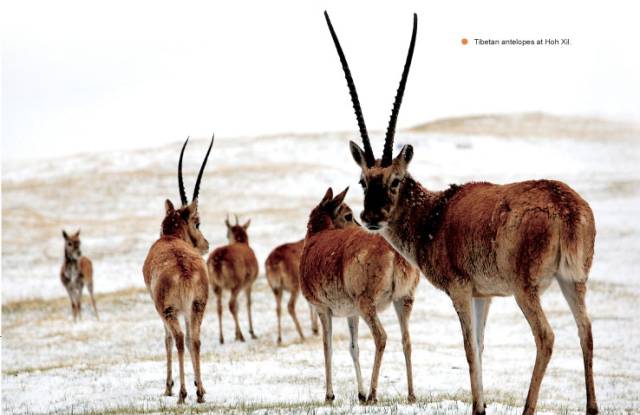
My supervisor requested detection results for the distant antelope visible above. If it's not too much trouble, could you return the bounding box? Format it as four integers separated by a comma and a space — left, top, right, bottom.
208, 215, 259, 344
265, 202, 358, 344
325, 11, 598, 414
300, 187, 420, 403
60, 229, 98, 321
142, 136, 214, 404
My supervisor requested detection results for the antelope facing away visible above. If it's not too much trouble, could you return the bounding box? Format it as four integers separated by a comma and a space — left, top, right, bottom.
207, 215, 259, 344
300, 187, 420, 403
265, 202, 359, 344
325, 11, 598, 415
60, 229, 98, 321
142, 136, 213, 404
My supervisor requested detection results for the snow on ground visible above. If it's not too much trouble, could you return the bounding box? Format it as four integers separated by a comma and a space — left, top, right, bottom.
2, 117, 640, 414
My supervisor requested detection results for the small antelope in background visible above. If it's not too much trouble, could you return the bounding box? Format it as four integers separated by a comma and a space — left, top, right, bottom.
300, 187, 420, 403
60, 229, 98, 321
265, 202, 358, 344
325, 11, 598, 415
142, 136, 213, 404
208, 215, 259, 343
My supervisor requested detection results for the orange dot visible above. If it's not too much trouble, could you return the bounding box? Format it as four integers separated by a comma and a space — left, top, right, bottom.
461, 38, 468, 45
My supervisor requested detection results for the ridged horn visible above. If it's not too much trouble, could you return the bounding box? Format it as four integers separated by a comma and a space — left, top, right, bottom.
382, 13, 417, 167
178, 137, 189, 206
324, 11, 375, 167
192, 134, 215, 202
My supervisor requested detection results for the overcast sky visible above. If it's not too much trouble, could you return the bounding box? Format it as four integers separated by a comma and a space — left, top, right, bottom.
2, 0, 639, 161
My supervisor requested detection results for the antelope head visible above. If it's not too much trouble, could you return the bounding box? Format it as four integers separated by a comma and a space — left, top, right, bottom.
161, 136, 214, 255
225, 214, 251, 244
62, 229, 82, 260
307, 187, 350, 234
324, 11, 417, 231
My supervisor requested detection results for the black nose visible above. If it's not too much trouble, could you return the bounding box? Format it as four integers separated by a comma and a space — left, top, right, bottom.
366, 224, 381, 231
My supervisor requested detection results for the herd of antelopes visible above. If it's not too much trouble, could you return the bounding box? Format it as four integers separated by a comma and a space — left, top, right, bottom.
60, 12, 599, 415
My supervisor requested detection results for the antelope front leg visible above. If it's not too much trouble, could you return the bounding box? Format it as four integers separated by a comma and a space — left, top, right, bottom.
288, 290, 305, 341
514, 288, 555, 415
163, 325, 174, 396
318, 310, 334, 402
347, 316, 366, 402
357, 297, 387, 403
245, 286, 258, 339
451, 292, 485, 414
394, 297, 416, 403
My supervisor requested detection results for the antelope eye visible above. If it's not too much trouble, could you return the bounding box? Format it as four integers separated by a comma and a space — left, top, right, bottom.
391, 178, 401, 189
196, 223, 200, 229
345, 213, 353, 222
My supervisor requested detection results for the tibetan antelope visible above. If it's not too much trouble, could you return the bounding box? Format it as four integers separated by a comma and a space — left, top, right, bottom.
300, 187, 420, 403
142, 136, 214, 404
325, 11, 598, 415
60, 229, 98, 321
207, 215, 259, 344
265, 202, 358, 344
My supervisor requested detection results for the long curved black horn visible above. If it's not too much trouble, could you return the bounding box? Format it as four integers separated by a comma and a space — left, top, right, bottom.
382, 13, 417, 167
178, 137, 189, 206
324, 11, 375, 167
192, 133, 215, 202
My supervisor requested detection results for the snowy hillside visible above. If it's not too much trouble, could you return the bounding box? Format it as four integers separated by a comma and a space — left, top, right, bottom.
2, 116, 640, 414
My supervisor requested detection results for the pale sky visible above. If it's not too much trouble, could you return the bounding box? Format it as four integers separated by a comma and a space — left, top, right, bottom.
2, 0, 639, 161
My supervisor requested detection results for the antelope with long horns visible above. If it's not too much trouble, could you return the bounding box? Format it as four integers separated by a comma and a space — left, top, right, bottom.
207, 214, 259, 344
325, 11, 598, 415
300, 187, 420, 403
142, 136, 214, 404
60, 229, 99, 321
265, 201, 359, 344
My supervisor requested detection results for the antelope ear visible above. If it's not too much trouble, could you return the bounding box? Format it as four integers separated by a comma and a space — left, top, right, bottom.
332, 186, 349, 206
75, 229, 81, 237
242, 219, 251, 230
165, 199, 175, 215
188, 199, 198, 213
320, 187, 334, 206
225, 215, 232, 229
349, 141, 368, 170
393, 144, 413, 170
62, 230, 69, 240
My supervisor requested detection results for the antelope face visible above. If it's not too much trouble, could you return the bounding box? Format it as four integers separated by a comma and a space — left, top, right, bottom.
62, 230, 82, 260
225, 217, 251, 244
333, 201, 359, 228
163, 199, 210, 255
350, 143, 413, 231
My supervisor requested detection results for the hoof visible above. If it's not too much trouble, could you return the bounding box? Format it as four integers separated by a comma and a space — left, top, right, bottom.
164, 380, 174, 396
197, 391, 206, 404
325, 393, 335, 403
408, 393, 416, 403
177, 388, 187, 404
250, 331, 258, 340
587, 407, 599, 415
235, 334, 245, 342
219, 337, 224, 345
358, 392, 366, 402
366, 394, 377, 404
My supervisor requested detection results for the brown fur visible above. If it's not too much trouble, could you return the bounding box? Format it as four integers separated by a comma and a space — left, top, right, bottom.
207, 219, 259, 343
350, 144, 598, 414
265, 202, 359, 344
60, 230, 98, 321
300, 188, 420, 403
